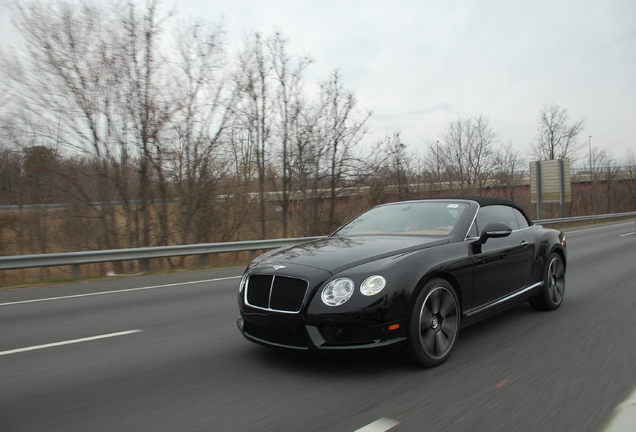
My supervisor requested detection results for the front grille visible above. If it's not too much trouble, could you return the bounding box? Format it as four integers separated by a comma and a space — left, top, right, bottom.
319, 325, 376, 345
245, 275, 308, 313
244, 322, 309, 348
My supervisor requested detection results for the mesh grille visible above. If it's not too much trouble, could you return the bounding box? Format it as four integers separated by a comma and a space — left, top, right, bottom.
245, 275, 272, 308
245, 275, 308, 313
319, 325, 376, 345
244, 322, 309, 348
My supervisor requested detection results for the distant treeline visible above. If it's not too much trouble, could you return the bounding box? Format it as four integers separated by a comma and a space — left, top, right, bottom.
1, 0, 635, 269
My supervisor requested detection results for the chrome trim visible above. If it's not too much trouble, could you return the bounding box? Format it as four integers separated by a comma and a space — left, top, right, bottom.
463, 201, 480, 241
488, 230, 511, 236
466, 281, 542, 317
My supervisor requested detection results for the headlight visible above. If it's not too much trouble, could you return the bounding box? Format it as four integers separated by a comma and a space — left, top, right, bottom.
321, 278, 355, 306
360, 275, 386, 296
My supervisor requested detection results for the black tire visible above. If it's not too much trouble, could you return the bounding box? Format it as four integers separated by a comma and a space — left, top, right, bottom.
405, 278, 460, 367
530, 253, 565, 311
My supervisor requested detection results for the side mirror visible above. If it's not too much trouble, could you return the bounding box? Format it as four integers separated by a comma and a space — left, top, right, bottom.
478, 222, 512, 244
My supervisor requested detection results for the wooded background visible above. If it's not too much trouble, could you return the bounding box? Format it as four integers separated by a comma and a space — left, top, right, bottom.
1, 1, 635, 282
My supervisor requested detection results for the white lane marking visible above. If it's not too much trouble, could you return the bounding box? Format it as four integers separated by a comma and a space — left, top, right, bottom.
354, 418, 400, 432
0, 330, 142, 356
0, 276, 241, 307
565, 222, 634, 234
620, 232, 635, 237
603, 385, 636, 431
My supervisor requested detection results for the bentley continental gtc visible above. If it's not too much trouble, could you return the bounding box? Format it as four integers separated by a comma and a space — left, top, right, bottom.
237, 197, 566, 367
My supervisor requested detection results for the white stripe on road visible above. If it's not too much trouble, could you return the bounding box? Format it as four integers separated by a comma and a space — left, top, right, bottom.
602, 385, 636, 431
0, 330, 142, 356
354, 418, 400, 432
619, 232, 635, 237
0, 276, 241, 307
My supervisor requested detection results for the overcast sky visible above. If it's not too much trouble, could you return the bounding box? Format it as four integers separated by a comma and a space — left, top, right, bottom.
1, 0, 634, 164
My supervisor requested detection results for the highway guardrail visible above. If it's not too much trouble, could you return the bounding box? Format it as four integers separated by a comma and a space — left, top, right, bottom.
1, 211, 634, 279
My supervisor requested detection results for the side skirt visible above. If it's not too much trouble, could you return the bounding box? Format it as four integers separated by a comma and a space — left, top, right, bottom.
465, 281, 543, 318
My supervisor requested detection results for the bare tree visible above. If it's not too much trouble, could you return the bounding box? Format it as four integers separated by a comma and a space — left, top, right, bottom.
369, 132, 414, 202
530, 103, 585, 161
234, 32, 273, 238
0, 145, 22, 205
165, 17, 240, 249
492, 141, 526, 201
118, 0, 182, 249
268, 32, 313, 237
287, 100, 325, 236
2, 0, 198, 257
437, 115, 497, 195
589, 146, 615, 213
622, 150, 636, 211
4, 1, 141, 250
318, 70, 371, 229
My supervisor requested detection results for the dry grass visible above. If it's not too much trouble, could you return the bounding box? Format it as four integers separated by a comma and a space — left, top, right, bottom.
0, 205, 259, 286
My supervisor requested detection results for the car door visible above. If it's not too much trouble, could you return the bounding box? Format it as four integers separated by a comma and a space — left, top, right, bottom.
470, 205, 534, 309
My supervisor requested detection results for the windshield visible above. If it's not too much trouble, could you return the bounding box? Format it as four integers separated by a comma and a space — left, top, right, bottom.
334, 201, 468, 237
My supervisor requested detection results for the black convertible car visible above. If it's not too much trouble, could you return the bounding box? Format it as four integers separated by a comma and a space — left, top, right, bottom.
237, 197, 566, 367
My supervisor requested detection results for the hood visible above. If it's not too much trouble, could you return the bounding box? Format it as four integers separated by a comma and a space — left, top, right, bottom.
252, 235, 448, 275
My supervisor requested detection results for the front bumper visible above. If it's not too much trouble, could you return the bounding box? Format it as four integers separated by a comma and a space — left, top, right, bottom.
237, 310, 408, 353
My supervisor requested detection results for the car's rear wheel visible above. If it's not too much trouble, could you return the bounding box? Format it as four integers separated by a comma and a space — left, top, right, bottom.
530, 253, 565, 311
405, 278, 460, 367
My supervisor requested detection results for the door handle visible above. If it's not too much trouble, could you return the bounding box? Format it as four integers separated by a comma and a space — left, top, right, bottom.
520, 241, 530, 248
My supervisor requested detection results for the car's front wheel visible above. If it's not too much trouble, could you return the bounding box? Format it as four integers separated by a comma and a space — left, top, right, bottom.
405, 278, 460, 367
530, 252, 565, 311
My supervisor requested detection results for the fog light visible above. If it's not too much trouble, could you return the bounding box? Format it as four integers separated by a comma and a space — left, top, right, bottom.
237, 315, 244, 331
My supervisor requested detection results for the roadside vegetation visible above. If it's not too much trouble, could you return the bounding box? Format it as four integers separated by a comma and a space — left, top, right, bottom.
1, 1, 635, 284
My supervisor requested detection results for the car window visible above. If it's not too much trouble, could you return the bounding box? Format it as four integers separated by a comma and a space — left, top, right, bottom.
475, 205, 520, 232
513, 209, 530, 229
335, 202, 468, 236
467, 219, 479, 238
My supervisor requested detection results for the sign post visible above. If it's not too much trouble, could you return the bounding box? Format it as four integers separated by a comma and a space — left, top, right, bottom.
530, 159, 571, 219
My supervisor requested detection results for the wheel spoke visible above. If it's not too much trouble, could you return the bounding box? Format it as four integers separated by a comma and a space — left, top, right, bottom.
441, 314, 458, 334
420, 307, 433, 331
551, 280, 564, 302
435, 331, 449, 355
548, 258, 565, 303
439, 292, 455, 317
430, 290, 441, 314
422, 329, 436, 353
548, 281, 556, 302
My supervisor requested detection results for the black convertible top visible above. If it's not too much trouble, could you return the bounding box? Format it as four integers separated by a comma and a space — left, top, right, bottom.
425, 196, 533, 224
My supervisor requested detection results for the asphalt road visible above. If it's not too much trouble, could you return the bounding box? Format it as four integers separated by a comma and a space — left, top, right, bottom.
1, 221, 635, 432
